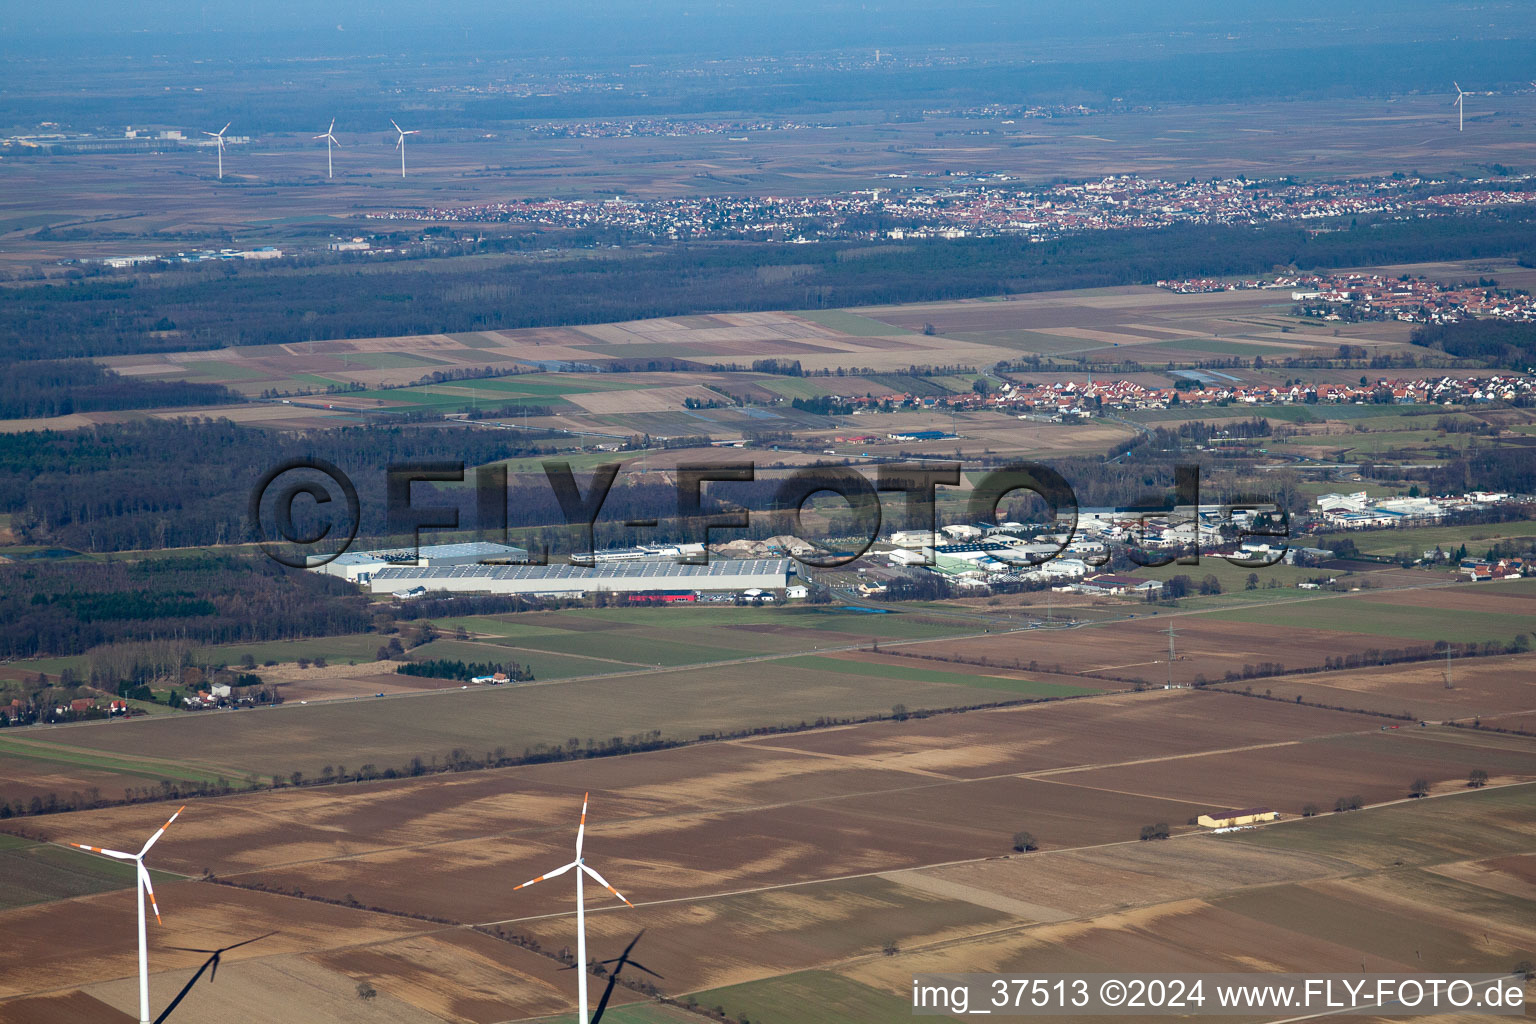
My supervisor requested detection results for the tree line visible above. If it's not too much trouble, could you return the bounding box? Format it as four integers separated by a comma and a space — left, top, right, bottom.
395, 658, 533, 682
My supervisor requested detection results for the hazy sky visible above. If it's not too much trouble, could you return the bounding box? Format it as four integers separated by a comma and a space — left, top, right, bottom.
6, 1, 1530, 58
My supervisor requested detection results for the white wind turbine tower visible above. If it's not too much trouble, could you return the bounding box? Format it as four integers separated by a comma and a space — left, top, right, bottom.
314, 117, 342, 178
513, 793, 634, 1024
1452, 82, 1467, 132
203, 122, 230, 178
71, 806, 186, 1024
391, 118, 419, 178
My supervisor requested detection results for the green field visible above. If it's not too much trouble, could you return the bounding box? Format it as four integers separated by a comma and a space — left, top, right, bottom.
177, 359, 271, 381
691, 970, 936, 1024
795, 309, 918, 337
489, 632, 756, 668
1129, 558, 1323, 592
1347, 524, 1536, 558
419, 605, 986, 673
453, 375, 649, 397
1208, 587, 1536, 644
0, 735, 238, 785
401, 638, 632, 680
1129, 403, 1437, 425
0, 838, 181, 910
949, 329, 1105, 355
798, 307, 915, 334
1292, 480, 1399, 500
341, 352, 456, 369
1148, 337, 1300, 356
205, 633, 391, 667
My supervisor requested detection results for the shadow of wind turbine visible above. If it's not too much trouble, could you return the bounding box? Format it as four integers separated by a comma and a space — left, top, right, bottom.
153, 932, 277, 1023
565, 929, 662, 1024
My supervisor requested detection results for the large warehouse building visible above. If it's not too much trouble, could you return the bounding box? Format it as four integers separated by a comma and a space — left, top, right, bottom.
309, 542, 528, 582
366, 558, 793, 597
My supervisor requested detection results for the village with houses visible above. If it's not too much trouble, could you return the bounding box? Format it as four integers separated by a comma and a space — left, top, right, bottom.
370, 173, 1536, 245
1160, 270, 1536, 325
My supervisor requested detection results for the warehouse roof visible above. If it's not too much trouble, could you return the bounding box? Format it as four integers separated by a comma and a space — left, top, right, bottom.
366, 541, 527, 560
371, 558, 790, 582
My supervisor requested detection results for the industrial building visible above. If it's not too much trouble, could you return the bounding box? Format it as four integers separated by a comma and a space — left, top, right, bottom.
309, 541, 529, 582
366, 558, 792, 597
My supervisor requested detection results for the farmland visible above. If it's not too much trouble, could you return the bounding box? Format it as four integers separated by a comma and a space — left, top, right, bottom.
0, 686, 1531, 1022
7, 574, 1536, 800
6, 19, 1536, 1023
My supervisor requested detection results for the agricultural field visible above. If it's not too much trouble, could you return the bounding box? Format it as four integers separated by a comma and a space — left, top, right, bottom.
14, 578, 1535, 801
8, 22, 1536, 1024
1347, 522, 1536, 559
0, 834, 177, 911
2, 687, 1531, 1022
1215, 651, 1536, 722
1207, 577, 1536, 645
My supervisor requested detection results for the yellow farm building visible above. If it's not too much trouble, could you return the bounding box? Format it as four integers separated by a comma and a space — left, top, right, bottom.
1197, 807, 1279, 829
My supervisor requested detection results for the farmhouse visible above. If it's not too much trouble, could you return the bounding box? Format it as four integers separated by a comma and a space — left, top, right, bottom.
1197, 807, 1279, 829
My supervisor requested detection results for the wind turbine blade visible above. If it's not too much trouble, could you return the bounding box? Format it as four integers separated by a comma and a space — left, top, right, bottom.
140, 863, 163, 925
330, 136, 343, 147
202, 132, 219, 138
576, 792, 589, 856
328, 118, 335, 133
220, 122, 231, 135
513, 860, 576, 890
581, 864, 632, 907
391, 118, 404, 134
71, 843, 136, 860
140, 805, 185, 855
405, 130, 419, 135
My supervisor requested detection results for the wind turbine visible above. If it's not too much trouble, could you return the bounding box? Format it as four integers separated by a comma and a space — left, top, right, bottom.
155, 932, 276, 1023
203, 123, 230, 178
1452, 82, 1466, 132
513, 793, 634, 1024
390, 118, 419, 178
314, 118, 342, 178
564, 929, 662, 1024
71, 806, 186, 1024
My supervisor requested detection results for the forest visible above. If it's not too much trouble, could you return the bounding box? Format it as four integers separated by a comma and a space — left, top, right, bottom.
1411, 320, 1536, 369
6, 209, 1536, 360
0, 359, 237, 418
0, 554, 369, 658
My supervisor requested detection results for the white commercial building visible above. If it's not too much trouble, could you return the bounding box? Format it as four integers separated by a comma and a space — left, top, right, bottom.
367, 558, 792, 597
310, 541, 529, 582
